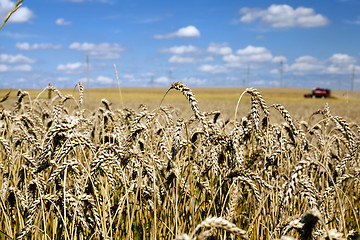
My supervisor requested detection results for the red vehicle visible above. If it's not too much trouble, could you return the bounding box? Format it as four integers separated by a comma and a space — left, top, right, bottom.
304, 88, 331, 98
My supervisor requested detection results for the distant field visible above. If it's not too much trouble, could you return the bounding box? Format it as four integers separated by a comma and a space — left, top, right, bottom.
1, 86, 359, 123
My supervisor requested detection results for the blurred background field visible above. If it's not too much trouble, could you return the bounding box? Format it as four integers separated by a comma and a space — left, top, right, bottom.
1, 86, 359, 124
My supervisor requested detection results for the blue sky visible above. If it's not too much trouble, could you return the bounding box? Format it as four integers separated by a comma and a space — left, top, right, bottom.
0, 0, 360, 89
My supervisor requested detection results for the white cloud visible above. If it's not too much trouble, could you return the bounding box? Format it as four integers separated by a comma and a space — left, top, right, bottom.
154, 25, 200, 39
237, 45, 270, 55
12, 64, 32, 71
122, 74, 134, 79
169, 55, 213, 64
181, 77, 206, 86
238, 7, 263, 23
0, 31, 36, 38
169, 56, 196, 64
96, 76, 113, 85
16, 42, 62, 50
328, 53, 356, 64
121, 74, 142, 83
69, 42, 125, 60
0, 64, 8, 72
272, 56, 287, 63
0, 63, 31, 72
336, 64, 358, 74
322, 54, 358, 74
236, 45, 273, 62
69, 42, 125, 52
207, 43, 232, 55
272, 53, 359, 75
57, 77, 70, 82
155, 76, 170, 84
203, 57, 214, 62
198, 64, 229, 74
163, 45, 199, 55
222, 54, 241, 63
173, 25, 200, 38
289, 56, 324, 72
15, 78, 26, 83
239, 4, 329, 28
0, 0, 34, 24
56, 18, 72, 26
269, 68, 279, 74
57, 62, 85, 74
141, 72, 154, 77
163, 44, 212, 64
345, 16, 360, 25
223, 45, 273, 64
0, 53, 35, 64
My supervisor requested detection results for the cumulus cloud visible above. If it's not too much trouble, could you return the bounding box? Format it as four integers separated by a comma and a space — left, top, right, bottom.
223, 45, 273, 65
169, 55, 213, 64
154, 76, 170, 84
57, 62, 85, 74
0, 53, 35, 64
269, 53, 359, 76
56, 18, 72, 26
0, 31, 36, 39
181, 77, 206, 86
163, 45, 200, 55
141, 72, 154, 78
57, 77, 70, 82
272, 56, 287, 63
0, 64, 32, 72
169, 56, 196, 64
12, 64, 32, 71
16, 42, 62, 50
96, 76, 113, 85
198, 64, 229, 74
207, 43, 232, 55
239, 4, 329, 28
328, 53, 356, 64
237, 45, 271, 56
120, 74, 143, 83
289, 56, 324, 72
154, 25, 200, 39
162, 44, 213, 64
345, 16, 360, 25
69, 42, 124, 51
0, 0, 34, 24
323, 53, 357, 74
269, 68, 280, 74
69, 42, 125, 60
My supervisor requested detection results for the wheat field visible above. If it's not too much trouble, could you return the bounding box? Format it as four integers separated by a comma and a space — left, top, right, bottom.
0, 82, 359, 240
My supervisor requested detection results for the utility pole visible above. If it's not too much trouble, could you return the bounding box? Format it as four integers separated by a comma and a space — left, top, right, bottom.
86, 55, 90, 100
280, 60, 284, 88
351, 65, 355, 91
